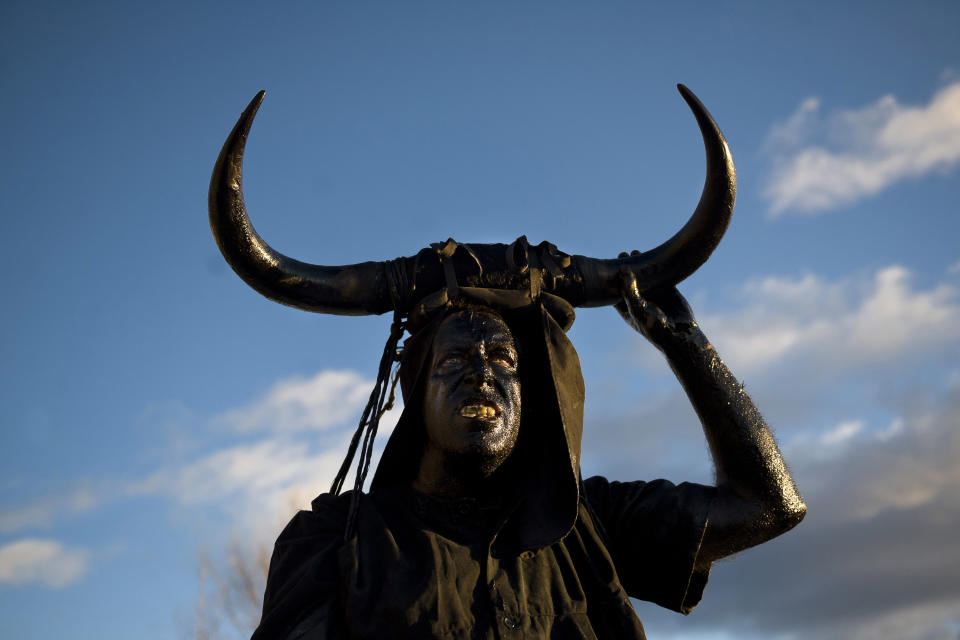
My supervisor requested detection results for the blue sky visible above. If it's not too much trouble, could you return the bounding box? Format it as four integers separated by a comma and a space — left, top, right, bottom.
2, 1, 959, 638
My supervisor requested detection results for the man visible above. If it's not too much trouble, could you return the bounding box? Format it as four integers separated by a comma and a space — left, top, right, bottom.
247, 272, 804, 638
208, 86, 805, 639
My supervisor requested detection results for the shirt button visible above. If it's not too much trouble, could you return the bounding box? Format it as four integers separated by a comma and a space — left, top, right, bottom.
502, 615, 520, 630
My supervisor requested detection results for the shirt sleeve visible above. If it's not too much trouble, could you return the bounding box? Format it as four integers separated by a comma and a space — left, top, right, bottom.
252, 493, 349, 640
583, 475, 715, 614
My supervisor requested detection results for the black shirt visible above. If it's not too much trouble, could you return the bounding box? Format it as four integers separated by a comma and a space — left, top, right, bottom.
253, 476, 713, 639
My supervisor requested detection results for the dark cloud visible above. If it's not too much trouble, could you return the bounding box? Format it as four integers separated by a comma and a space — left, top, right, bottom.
582, 390, 715, 486
589, 379, 960, 639
675, 489, 960, 638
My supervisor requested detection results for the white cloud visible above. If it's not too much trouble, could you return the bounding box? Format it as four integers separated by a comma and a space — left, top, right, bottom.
132, 368, 402, 536
131, 438, 350, 537
0, 538, 89, 588
763, 81, 960, 215
133, 440, 329, 503
0, 368, 399, 550
702, 264, 960, 375
0, 486, 97, 534
819, 420, 863, 447
214, 370, 374, 433
135, 440, 312, 537
784, 385, 960, 522
876, 417, 905, 442
763, 96, 821, 153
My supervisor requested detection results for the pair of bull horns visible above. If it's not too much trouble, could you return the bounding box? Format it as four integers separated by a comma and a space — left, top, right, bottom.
208, 84, 736, 316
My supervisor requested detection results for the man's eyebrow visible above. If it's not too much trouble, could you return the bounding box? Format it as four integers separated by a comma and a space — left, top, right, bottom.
437, 344, 469, 354
437, 338, 475, 351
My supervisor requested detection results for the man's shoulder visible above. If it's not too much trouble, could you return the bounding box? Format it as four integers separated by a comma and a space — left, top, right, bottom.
273, 491, 354, 546
310, 490, 353, 515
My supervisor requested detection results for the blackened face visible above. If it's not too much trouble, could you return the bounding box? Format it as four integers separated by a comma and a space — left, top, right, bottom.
421, 310, 521, 475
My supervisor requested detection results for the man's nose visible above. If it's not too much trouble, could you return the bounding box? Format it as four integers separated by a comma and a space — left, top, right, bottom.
464, 355, 495, 388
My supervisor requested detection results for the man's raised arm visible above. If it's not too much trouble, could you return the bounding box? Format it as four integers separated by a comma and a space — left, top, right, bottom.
616, 269, 806, 569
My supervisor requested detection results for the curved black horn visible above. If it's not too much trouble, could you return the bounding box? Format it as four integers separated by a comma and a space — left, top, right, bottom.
210, 86, 734, 314
569, 84, 736, 306
209, 91, 393, 315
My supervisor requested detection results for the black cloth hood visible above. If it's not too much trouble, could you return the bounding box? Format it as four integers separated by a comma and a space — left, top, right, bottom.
370, 286, 585, 553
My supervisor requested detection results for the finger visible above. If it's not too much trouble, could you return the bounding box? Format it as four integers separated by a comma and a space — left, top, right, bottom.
618, 265, 639, 292
624, 290, 651, 325
614, 300, 632, 323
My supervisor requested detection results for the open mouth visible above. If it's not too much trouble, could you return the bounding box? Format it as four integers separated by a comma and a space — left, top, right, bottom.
458, 399, 500, 420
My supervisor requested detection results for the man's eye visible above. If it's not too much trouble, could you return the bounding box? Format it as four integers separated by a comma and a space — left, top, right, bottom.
439, 354, 464, 367
491, 352, 516, 368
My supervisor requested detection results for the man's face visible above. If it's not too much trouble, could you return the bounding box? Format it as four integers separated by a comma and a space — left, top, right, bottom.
421, 310, 521, 474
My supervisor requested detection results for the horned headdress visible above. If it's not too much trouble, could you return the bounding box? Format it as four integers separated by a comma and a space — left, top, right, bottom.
209, 85, 735, 317
208, 86, 736, 523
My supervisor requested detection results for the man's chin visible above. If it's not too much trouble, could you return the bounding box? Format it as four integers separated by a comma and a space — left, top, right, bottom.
445, 441, 515, 477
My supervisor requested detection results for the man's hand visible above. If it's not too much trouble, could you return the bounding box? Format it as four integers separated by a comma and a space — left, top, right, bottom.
615, 254, 699, 351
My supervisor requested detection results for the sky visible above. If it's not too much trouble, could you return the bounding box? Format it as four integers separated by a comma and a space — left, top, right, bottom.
1, 1, 959, 638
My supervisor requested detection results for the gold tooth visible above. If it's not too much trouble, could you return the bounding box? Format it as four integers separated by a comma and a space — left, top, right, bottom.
461, 404, 496, 418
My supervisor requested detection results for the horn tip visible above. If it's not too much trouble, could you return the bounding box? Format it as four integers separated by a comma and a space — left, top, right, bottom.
244, 90, 266, 116
676, 84, 701, 107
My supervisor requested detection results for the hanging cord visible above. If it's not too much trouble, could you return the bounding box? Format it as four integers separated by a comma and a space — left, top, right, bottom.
329, 256, 415, 539
329, 310, 405, 539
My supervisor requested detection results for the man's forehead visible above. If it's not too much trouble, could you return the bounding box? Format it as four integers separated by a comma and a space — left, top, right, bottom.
435, 310, 515, 347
